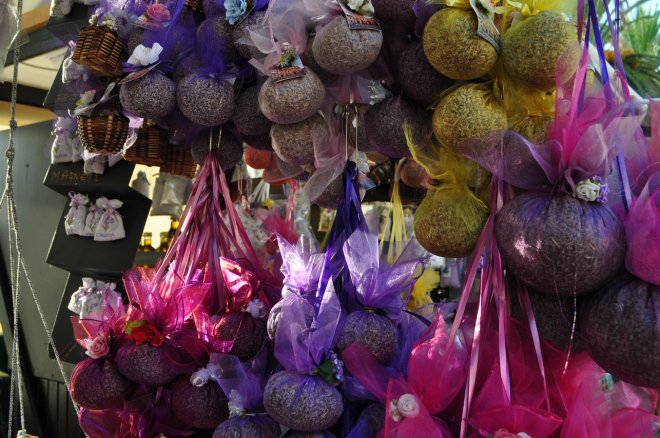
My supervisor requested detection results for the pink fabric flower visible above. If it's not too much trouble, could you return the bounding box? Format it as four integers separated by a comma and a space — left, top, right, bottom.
86, 336, 109, 359
493, 430, 518, 438
147, 4, 170, 22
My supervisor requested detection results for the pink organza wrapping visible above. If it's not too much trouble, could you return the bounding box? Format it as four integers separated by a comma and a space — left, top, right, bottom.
79, 408, 124, 438
343, 312, 469, 437
625, 98, 660, 195
119, 386, 193, 438
305, 133, 354, 203
467, 368, 563, 437
455, 48, 646, 197
625, 172, 660, 285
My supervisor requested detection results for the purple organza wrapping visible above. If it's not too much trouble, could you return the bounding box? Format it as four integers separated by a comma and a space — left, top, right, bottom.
276, 232, 326, 296
625, 172, 660, 285
274, 280, 342, 373
343, 225, 429, 319
209, 341, 269, 410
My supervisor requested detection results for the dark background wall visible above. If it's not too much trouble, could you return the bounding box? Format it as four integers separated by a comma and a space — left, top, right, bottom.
0, 120, 84, 437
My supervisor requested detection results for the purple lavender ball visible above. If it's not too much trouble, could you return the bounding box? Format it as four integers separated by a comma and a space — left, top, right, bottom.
313, 175, 365, 210
312, 16, 383, 75
300, 35, 338, 84
397, 39, 456, 108
233, 85, 272, 136
191, 130, 243, 168
511, 287, 582, 351
196, 16, 235, 60
259, 70, 326, 124
357, 403, 386, 433
213, 415, 281, 438
364, 95, 432, 158
119, 71, 176, 119
177, 74, 236, 126
202, 0, 224, 18
372, 0, 416, 31
580, 275, 660, 388
276, 156, 312, 181
289, 431, 336, 438
399, 159, 428, 188
397, 180, 427, 206
242, 132, 273, 152
233, 11, 268, 60
169, 376, 229, 429
337, 311, 398, 363
116, 342, 185, 387
264, 371, 343, 431
70, 358, 135, 410
174, 52, 204, 85
272, 114, 329, 165
496, 192, 626, 297
267, 296, 315, 341
213, 312, 267, 361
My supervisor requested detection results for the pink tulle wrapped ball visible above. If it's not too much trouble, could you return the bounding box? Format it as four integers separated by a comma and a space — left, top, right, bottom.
116, 342, 186, 387
496, 192, 626, 296
70, 357, 135, 410
581, 275, 660, 388
169, 375, 230, 429
213, 312, 267, 361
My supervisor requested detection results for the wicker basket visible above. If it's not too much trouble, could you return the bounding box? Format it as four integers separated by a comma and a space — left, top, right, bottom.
78, 96, 130, 156
160, 145, 198, 179
72, 26, 127, 78
123, 125, 168, 166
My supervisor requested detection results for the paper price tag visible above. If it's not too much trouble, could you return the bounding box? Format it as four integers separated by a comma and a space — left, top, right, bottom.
469, 0, 501, 54
270, 66, 307, 83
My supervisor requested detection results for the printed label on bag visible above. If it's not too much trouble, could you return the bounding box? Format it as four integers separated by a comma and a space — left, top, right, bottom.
120, 62, 161, 83
270, 66, 307, 82
336, 0, 381, 31
469, 0, 501, 54
358, 172, 376, 190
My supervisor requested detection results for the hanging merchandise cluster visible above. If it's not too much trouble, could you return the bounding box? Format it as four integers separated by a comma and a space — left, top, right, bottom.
26, 0, 660, 434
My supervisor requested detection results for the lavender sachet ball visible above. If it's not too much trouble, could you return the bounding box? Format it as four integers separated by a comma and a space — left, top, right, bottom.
259, 70, 325, 124
213, 312, 267, 361
272, 114, 329, 165
70, 357, 135, 410
312, 16, 383, 75
580, 275, 660, 388
336, 311, 397, 363
177, 74, 236, 126
276, 156, 312, 182
170, 376, 229, 429
233, 11, 267, 60
357, 403, 386, 434
264, 371, 343, 431
496, 192, 626, 297
196, 16, 235, 60
267, 297, 315, 341
300, 35, 338, 84
120, 71, 176, 120
397, 39, 456, 108
372, 0, 416, 31
289, 431, 337, 438
364, 95, 431, 158
313, 175, 365, 210
174, 52, 204, 85
191, 130, 243, 168
233, 85, 272, 136
116, 342, 184, 387
212, 415, 281, 438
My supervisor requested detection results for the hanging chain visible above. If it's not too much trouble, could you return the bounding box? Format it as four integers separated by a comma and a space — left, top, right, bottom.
4, 1, 86, 436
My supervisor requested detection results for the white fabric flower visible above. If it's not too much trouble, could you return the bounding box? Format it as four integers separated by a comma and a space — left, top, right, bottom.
359, 0, 374, 16
79, 90, 96, 108
477, 0, 495, 14
243, 299, 266, 319
127, 43, 163, 66
190, 368, 212, 387
389, 400, 402, 422
396, 394, 420, 419
346, 0, 363, 11
573, 180, 600, 202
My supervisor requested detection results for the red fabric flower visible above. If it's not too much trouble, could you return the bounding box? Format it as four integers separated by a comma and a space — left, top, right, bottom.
129, 323, 164, 347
